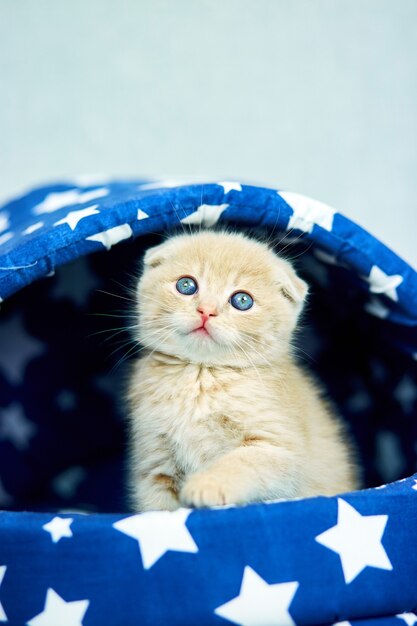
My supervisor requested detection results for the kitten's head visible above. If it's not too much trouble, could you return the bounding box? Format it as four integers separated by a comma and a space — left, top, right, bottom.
135, 230, 308, 366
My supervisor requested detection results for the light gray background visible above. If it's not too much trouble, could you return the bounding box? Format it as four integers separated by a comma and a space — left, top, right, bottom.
1, 0, 416, 266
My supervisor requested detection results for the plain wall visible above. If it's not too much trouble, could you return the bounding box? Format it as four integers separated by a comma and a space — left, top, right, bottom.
1, 0, 416, 266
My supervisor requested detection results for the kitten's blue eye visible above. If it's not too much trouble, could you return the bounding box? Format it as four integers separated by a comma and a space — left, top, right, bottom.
176, 276, 198, 295
230, 291, 254, 311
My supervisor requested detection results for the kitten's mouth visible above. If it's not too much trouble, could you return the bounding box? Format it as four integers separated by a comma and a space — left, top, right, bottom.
191, 324, 212, 338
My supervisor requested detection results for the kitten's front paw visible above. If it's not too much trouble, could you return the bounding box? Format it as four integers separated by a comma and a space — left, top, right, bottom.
180, 473, 237, 508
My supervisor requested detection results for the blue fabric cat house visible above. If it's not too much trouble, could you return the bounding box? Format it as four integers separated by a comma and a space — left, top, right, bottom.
0, 179, 417, 626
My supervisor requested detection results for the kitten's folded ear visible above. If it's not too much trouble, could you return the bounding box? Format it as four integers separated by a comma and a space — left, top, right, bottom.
143, 241, 172, 268
278, 260, 308, 306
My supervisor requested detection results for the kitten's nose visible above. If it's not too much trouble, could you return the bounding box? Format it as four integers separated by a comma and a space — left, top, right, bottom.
197, 304, 218, 324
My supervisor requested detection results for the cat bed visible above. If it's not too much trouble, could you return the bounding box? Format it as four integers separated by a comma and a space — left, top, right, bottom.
1, 179, 417, 625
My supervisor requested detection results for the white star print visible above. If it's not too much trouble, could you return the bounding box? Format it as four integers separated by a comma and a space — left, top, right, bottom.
0, 565, 7, 621
396, 613, 417, 626
181, 203, 229, 228
27, 588, 89, 626
365, 296, 390, 319
54, 206, 100, 231
315, 498, 392, 583
0, 402, 37, 450
214, 566, 299, 626
412, 480, 417, 491
0, 313, 44, 384
218, 181, 242, 194
33, 188, 108, 215
86, 223, 133, 250
314, 249, 339, 265
52, 466, 86, 499
0, 212, 9, 233
113, 508, 198, 569
394, 376, 417, 413
366, 266, 403, 302
279, 191, 336, 233
333, 622, 351, 626
375, 429, 405, 483
375, 430, 405, 483
42, 516, 74, 543
0, 232, 13, 247
23, 222, 44, 235
0, 478, 12, 506
137, 209, 149, 220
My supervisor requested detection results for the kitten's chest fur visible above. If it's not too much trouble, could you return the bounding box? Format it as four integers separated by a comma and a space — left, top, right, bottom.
130, 354, 261, 474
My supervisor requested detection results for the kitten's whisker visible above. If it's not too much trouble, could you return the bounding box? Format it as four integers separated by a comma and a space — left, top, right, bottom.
110, 277, 138, 298
168, 198, 190, 236
239, 330, 269, 348
278, 236, 307, 258
138, 323, 176, 340
283, 240, 314, 262
90, 312, 138, 319
199, 184, 205, 235
96, 289, 135, 303
238, 333, 281, 364
101, 329, 139, 345
262, 202, 283, 248
236, 335, 273, 369
231, 338, 266, 390
138, 314, 181, 328
139, 328, 178, 361
291, 344, 316, 364
111, 342, 142, 372
110, 325, 176, 371
275, 227, 310, 257
89, 325, 139, 339
138, 292, 182, 307
108, 338, 136, 360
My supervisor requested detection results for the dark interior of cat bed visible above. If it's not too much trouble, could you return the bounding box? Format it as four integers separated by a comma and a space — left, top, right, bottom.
1, 229, 416, 513
1, 181, 417, 625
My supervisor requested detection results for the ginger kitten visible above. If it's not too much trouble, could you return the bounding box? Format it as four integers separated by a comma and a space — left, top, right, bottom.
127, 230, 359, 511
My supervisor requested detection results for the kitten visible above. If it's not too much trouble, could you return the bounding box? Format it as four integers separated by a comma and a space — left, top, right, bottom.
126, 229, 359, 511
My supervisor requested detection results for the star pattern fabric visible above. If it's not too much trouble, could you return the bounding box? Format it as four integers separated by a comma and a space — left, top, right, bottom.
42, 516, 74, 543
366, 266, 404, 302
27, 588, 89, 626
0, 179, 416, 625
279, 190, 336, 233
315, 498, 392, 583
180, 203, 229, 227
33, 188, 108, 215
218, 181, 242, 194
86, 224, 133, 250
214, 566, 299, 626
0, 212, 9, 233
396, 614, 417, 626
113, 508, 198, 569
0, 479, 12, 507
54, 206, 100, 230
0, 178, 416, 327
0, 313, 44, 384
137, 208, 149, 220
0, 565, 7, 621
0, 402, 37, 450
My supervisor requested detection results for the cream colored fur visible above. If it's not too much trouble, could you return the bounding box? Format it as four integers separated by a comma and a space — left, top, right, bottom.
127, 229, 359, 511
